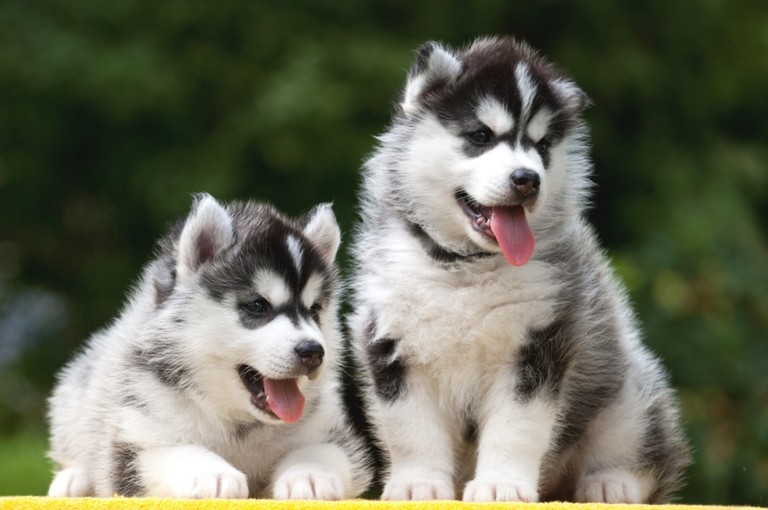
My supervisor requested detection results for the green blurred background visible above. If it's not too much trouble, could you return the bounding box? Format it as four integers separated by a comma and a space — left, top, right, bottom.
0, 0, 766, 504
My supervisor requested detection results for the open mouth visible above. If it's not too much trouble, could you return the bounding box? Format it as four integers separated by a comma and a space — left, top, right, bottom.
237, 364, 305, 423
454, 190, 536, 267
456, 191, 495, 239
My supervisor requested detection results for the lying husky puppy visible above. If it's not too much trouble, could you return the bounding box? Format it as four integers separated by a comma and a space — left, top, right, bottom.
48, 194, 372, 499
349, 36, 690, 503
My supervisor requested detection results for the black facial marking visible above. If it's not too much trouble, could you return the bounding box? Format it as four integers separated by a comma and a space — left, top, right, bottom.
461, 130, 497, 158
366, 338, 407, 401
111, 443, 143, 496
418, 37, 584, 169
203, 214, 319, 300
237, 295, 274, 329
237, 299, 314, 330
466, 126, 493, 146
521, 132, 553, 168
196, 203, 336, 332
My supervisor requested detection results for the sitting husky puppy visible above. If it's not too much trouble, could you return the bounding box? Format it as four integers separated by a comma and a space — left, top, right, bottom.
48, 194, 372, 499
348, 36, 690, 503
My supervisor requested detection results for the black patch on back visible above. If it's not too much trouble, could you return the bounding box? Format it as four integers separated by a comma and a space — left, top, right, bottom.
112, 442, 143, 496
366, 338, 407, 401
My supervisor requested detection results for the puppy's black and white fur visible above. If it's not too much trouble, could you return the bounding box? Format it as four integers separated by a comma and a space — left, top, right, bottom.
348, 36, 690, 503
48, 194, 373, 499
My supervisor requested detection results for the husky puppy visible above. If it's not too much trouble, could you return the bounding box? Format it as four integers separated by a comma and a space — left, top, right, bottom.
348, 36, 690, 503
47, 194, 372, 499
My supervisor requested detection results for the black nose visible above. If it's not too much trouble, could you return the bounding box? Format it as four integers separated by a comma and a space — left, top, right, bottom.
295, 340, 324, 372
510, 168, 540, 197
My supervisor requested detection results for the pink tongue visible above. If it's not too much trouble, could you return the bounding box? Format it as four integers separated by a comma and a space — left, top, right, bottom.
263, 378, 305, 423
489, 206, 535, 266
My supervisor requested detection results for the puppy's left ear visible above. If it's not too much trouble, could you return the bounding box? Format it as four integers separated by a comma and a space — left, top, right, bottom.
301, 203, 341, 266
551, 78, 592, 114
177, 193, 234, 280
401, 41, 462, 116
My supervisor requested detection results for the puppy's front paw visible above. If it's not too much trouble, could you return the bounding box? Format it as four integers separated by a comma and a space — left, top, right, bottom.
382, 473, 454, 500
575, 470, 646, 503
48, 467, 92, 497
273, 467, 345, 500
463, 477, 538, 502
169, 465, 248, 499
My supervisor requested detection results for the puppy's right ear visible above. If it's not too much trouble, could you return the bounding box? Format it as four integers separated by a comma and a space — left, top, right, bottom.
176, 193, 234, 280
401, 41, 462, 117
301, 203, 341, 266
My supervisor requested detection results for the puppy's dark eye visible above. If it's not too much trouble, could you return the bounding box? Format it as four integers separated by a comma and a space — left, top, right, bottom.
309, 303, 322, 322
241, 297, 270, 315
535, 137, 551, 153
467, 128, 493, 146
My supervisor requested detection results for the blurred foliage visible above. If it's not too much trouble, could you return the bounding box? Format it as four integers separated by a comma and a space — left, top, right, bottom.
0, 0, 766, 504
0, 428, 50, 496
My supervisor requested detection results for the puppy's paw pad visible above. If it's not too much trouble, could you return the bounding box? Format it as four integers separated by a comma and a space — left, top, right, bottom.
576, 470, 645, 503
171, 468, 248, 499
273, 470, 345, 500
48, 467, 91, 497
463, 478, 538, 502
382, 476, 454, 500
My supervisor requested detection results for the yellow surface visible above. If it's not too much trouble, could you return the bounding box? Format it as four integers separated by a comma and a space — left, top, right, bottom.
0, 498, 760, 510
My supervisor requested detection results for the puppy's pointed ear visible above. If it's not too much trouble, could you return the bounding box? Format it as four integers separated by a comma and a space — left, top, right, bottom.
301, 203, 340, 266
401, 41, 462, 116
177, 193, 234, 280
551, 78, 592, 114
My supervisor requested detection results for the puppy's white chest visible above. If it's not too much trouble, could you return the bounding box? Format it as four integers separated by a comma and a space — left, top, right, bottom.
373, 258, 561, 366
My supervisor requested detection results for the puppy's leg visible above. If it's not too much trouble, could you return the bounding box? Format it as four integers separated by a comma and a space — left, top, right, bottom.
576, 468, 654, 503
272, 443, 352, 500
377, 369, 455, 500
48, 465, 92, 497
463, 379, 556, 502
138, 444, 248, 498
573, 390, 658, 503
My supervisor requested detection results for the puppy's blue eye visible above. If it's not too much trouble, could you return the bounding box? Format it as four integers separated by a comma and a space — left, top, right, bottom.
241, 298, 269, 314
467, 128, 493, 146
